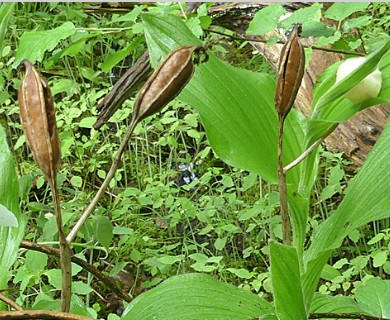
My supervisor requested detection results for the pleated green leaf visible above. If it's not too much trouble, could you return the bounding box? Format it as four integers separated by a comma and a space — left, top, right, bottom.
141, 12, 309, 249
0, 126, 26, 309
122, 273, 274, 320
303, 117, 390, 307
141, 12, 306, 187
270, 241, 307, 320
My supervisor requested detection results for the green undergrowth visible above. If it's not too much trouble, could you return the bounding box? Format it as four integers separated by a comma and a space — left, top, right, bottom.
1, 2, 389, 318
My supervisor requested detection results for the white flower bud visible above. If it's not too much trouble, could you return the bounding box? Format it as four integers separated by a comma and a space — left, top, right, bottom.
336, 57, 382, 104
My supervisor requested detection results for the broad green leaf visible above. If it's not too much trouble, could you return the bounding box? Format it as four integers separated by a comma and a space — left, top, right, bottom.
305, 118, 390, 260
109, 262, 129, 277
72, 281, 93, 295
214, 237, 227, 251
343, 16, 372, 31
101, 36, 144, 72
355, 278, 390, 318
158, 255, 182, 265
241, 172, 258, 191
78, 116, 97, 129
0, 125, 26, 309
239, 205, 262, 221
367, 233, 385, 245
70, 295, 97, 317
0, 204, 18, 227
279, 3, 323, 29
315, 31, 342, 47
141, 12, 309, 250
14, 21, 77, 66
70, 175, 83, 188
111, 6, 143, 23
93, 215, 113, 250
247, 4, 286, 35
301, 21, 334, 38
33, 298, 60, 311
18, 174, 33, 202
320, 263, 340, 281
0, 3, 15, 54
46, 31, 103, 67
324, 2, 370, 21
226, 268, 252, 279
188, 253, 208, 263
122, 273, 274, 320
303, 117, 390, 307
51, 79, 77, 96
142, 12, 305, 186
333, 258, 348, 270
372, 251, 388, 268
44, 269, 62, 289
25, 250, 47, 273
310, 293, 363, 313
270, 241, 307, 320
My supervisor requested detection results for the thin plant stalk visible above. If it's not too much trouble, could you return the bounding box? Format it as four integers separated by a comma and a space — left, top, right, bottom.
66, 119, 137, 244
273, 25, 305, 245
283, 137, 324, 173
277, 119, 291, 245
48, 177, 72, 312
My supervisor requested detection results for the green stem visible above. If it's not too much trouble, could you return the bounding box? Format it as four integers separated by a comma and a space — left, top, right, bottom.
284, 137, 324, 173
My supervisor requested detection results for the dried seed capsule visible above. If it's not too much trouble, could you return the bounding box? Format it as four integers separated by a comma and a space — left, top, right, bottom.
274, 24, 305, 121
18, 60, 60, 180
131, 45, 207, 125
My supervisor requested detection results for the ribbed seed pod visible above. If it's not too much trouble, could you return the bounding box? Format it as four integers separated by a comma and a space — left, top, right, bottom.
274, 25, 305, 121
18, 60, 72, 312
131, 45, 207, 125
18, 60, 60, 180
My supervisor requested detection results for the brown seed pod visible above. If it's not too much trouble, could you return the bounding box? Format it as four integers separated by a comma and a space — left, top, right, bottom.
18, 60, 60, 180
131, 45, 208, 125
274, 25, 305, 121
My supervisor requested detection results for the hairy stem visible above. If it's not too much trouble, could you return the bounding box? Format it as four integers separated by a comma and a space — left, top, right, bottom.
67, 119, 137, 244
277, 119, 291, 245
